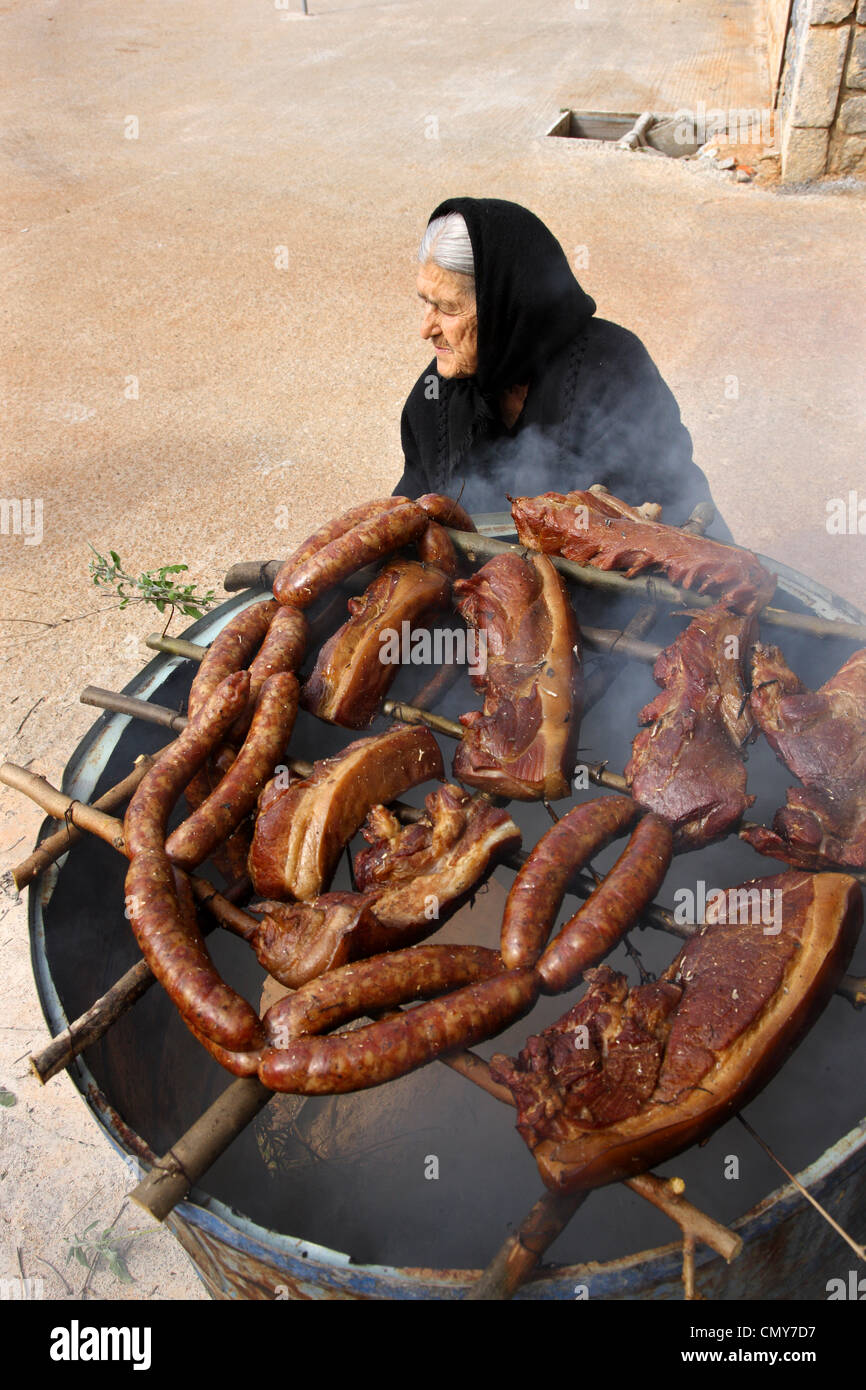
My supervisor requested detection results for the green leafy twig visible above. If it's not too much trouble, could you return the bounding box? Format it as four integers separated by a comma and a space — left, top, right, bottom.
65, 1218, 143, 1287
87, 545, 216, 633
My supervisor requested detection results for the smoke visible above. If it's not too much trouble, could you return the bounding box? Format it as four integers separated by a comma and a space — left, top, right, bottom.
446, 422, 569, 518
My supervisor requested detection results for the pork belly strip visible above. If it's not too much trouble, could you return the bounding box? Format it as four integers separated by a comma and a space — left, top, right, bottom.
491, 870, 862, 1192
301, 560, 451, 729
741, 645, 866, 870
452, 551, 583, 801
624, 601, 757, 849
511, 488, 776, 614
247, 725, 444, 901
246, 787, 521, 985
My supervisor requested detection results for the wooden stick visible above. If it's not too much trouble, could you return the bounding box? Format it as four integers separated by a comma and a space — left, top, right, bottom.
379, 698, 630, 794
627, 1172, 741, 1262
32, 956, 157, 1084
148, 619, 662, 669
0, 765, 261, 942
129, 1076, 274, 1222
737, 1114, 866, 1264
223, 546, 866, 644
445, 530, 866, 644
463, 1188, 588, 1300
8, 748, 170, 891
63, 689, 866, 1001
682, 1234, 697, 1300
463, 1076, 741, 1298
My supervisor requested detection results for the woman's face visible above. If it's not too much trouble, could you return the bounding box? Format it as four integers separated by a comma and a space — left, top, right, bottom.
416, 260, 478, 378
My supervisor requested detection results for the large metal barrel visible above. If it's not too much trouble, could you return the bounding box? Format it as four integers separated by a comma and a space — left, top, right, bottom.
27, 548, 866, 1299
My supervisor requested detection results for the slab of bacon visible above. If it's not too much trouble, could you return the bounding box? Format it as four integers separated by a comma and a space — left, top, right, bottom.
624, 601, 757, 849
491, 870, 862, 1192
301, 559, 451, 729
245, 785, 521, 986
452, 552, 583, 801
511, 487, 776, 614
248, 725, 444, 901
741, 645, 866, 870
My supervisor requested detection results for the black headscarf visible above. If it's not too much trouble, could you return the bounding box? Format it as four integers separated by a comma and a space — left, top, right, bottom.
427, 197, 596, 399
398, 198, 731, 542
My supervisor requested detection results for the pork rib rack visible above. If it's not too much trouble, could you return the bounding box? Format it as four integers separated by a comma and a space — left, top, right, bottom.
511, 487, 776, 614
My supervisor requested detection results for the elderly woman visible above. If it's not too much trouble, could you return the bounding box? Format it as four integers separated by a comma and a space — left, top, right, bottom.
394, 197, 731, 539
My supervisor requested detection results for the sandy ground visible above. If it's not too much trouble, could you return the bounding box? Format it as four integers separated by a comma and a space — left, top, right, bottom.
0, 0, 864, 1302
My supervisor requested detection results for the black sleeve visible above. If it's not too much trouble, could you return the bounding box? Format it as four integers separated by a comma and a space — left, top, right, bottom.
566, 322, 733, 542
392, 401, 428, 499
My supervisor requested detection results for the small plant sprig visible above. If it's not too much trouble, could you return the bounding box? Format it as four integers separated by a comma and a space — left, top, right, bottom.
88, 545, 216, 625
65, 1220, 142, 1285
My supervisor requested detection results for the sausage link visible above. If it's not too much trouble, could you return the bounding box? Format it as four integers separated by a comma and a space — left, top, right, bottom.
183, 756, 251, 884
537, 814, 674, 994
165, 672, 299, 871
124, 671, 250, 857
275, 499, 409, 582
258, 966, 539, 1094
273, 503, 429, 609
500, 797, 638, 970
417, 521, 460, 577
229, 604, 308, 742
416, 493, 477, 533
188, 601, 277, 722
186, 1020, 263, 1076
125, 847, 264, 1051
264, 943, 503, 1046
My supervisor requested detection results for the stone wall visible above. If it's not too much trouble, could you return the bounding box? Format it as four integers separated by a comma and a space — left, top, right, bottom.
777, 0, 866, 180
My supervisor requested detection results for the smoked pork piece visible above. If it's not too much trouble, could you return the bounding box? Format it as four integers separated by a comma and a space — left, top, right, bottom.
511, 488, 776, 614
301, 560, 451, 729
244, 893, 382, 988
624, 602, 757, 849
491, 870, 862, 1192
248, 726, 444, 901
354, 783, 522, 934
248, 786, 521, 984
452, 552, 582, 801
741, 645, 866, 870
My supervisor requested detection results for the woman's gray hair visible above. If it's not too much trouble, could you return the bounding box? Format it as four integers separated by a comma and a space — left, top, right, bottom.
418, 212, 475, 285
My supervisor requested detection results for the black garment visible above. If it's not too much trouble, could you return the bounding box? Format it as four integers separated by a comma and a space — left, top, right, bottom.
395, 197, 731, 541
